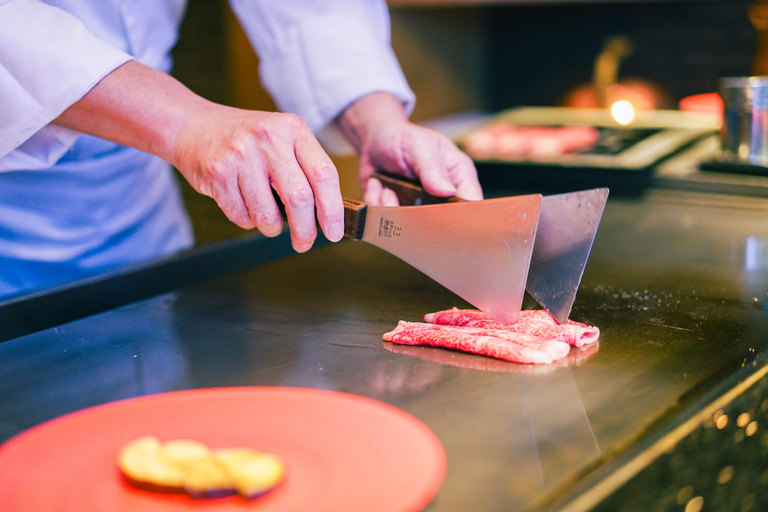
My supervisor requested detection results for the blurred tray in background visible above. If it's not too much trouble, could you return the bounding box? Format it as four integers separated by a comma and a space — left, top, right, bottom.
454, 107, 719, 196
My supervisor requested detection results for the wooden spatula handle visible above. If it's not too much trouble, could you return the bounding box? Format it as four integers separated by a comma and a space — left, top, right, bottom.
372, 171, 464, 205
343, 197, 367, 241
272, 189, 368, 242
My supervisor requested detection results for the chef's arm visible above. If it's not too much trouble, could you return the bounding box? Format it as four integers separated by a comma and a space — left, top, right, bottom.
336, 92, 483, 205
54, 60, 344, 253
54, 61, 192, 168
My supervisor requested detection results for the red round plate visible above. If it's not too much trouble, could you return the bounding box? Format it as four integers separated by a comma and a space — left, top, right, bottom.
0, 387, 446, 512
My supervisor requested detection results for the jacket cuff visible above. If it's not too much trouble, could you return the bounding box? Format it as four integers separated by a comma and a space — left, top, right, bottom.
0, 0, 133, 160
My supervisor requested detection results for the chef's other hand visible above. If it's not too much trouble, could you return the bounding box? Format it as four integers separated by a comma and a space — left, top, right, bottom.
173, 107, 344, 253
337, 92, 483, 206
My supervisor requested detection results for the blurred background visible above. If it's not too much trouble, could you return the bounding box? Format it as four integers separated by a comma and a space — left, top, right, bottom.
170, 0, 756, 245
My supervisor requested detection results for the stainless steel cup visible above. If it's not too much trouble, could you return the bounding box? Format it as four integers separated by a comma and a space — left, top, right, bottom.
719, 76, 768, 166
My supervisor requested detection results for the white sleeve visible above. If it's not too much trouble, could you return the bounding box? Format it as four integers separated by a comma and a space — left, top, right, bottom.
228, 0, 416, 134
0, 0, 133, 160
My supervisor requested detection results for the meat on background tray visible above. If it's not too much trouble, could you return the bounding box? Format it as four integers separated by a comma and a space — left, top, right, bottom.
459, 107, 719, 196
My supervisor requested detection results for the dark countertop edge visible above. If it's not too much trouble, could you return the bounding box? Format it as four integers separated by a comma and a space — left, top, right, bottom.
0, 231, 329, 344
530, 353, 768, 512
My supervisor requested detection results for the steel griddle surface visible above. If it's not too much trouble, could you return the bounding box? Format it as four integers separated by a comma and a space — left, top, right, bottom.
1, 190, 768, 511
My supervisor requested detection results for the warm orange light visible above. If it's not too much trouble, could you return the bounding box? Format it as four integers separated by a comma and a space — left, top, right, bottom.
611, 100, 636, 126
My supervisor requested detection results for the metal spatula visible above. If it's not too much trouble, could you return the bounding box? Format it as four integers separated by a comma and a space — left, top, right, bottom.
341, 189, 540, 325
526, 188, 609, 323
273, 180, 538, 323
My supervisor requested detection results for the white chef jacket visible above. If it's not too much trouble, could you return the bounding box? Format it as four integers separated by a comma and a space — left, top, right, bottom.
0, 0, 415, 298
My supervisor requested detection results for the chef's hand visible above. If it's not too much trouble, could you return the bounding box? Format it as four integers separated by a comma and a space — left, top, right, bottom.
337, 92, 483, 206
54, 61, 344, 253
172, 108, 344, 252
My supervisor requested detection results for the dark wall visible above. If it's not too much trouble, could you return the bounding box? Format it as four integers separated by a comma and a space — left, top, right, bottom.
485, 0, 756, 110
171, 0, 228, 104
172, 0, 757, 113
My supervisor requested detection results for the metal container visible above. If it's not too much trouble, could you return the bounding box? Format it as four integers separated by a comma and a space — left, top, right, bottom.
719, 76, 768, 166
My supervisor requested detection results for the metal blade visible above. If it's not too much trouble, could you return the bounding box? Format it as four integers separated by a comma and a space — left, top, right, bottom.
363, 195, 542, 324
526, 188, 609, 324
